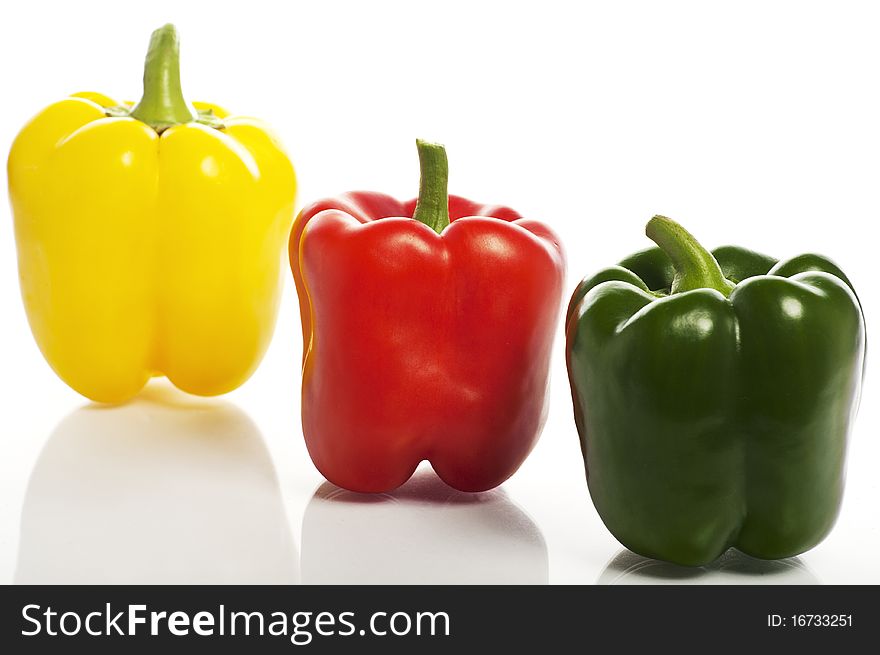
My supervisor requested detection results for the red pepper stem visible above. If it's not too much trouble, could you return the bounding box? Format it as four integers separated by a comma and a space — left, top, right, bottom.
412, 139, 451, 234
129, 24, 196, 133
646, 215, 735, 297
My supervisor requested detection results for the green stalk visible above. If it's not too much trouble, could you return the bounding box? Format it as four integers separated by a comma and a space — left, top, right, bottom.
411, 139, 451, 233
646, 215, 735, 296
129, 24, 196, 132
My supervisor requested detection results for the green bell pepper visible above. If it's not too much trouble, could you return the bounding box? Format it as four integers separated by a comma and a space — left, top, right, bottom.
566, 215, 865, 566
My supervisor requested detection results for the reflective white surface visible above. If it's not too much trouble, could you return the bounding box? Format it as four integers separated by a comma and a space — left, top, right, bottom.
597, 550, 819, 585
15, 389, 298, 584
3, 370, 877, 584
2, 0, 879, 585
301, 474, 547, 584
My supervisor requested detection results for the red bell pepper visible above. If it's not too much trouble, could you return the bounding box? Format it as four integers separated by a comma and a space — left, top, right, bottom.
289, 140, 565, 493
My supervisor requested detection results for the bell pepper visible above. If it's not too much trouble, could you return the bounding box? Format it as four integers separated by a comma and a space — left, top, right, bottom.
566, 215, 865, 566
290, 140, 565, 493
7, 25, 296, 403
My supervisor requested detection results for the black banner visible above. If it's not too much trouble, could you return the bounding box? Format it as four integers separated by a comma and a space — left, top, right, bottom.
0, 585, 874, 652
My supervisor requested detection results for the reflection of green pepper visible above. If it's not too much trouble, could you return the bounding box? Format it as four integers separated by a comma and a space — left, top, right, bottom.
566, 216, 865, 566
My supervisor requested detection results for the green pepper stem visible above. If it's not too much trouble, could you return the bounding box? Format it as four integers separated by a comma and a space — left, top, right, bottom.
129, 24, 196, 132
411, 139, 451, 234
645, 215, 734, 297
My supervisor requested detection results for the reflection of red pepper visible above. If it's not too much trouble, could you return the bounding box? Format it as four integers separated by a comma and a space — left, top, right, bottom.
289, 141, 565, 493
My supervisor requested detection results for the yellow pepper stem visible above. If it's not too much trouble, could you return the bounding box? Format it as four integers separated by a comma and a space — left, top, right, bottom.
129, 24, 196, 133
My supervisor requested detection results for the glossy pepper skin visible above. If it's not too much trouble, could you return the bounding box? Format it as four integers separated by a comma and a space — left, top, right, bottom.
8, 25, 296, 403
290, 141, 565, 493
566, 216, 865, 566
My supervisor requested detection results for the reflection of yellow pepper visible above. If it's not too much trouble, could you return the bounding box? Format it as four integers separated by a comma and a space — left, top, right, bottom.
7, 24, 296, 403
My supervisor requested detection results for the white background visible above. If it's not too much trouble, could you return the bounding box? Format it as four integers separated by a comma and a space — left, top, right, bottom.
1, 0, 877, 584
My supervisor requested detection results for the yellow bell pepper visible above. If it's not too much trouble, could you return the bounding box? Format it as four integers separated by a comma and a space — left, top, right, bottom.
7, 24, 296, 403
